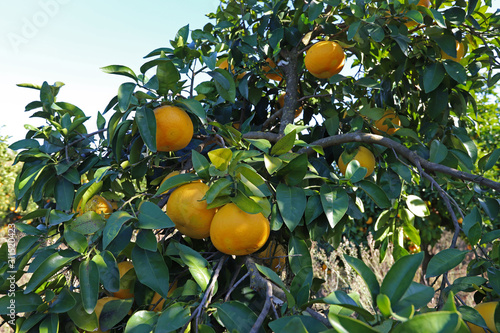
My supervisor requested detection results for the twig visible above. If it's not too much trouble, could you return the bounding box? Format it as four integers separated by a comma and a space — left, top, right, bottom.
250, 280, 273, 333
225, 271, 249, 302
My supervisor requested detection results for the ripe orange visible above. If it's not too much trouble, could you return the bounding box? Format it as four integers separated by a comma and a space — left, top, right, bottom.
366, 217, 373, 225
441, 41, 465, 62
76, 195, 113, 218
166, 182, 217, 239
262, 58, 282, 81
337, 146, 376, 178
256, 241, 287, 273
210, 203, 270, 256
372, 109, 401, 135
467, 301, 499, 333
218, 58, 246, 80
304, 41, 345, 79
278, 93, 302, 118
112, 261, 135, 299
153, 105, 194, 152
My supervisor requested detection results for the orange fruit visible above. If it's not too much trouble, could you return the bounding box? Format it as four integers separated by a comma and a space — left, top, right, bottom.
262, 58, 282, 81
218, 58, 246, 80
166, 182, 217, 239
467, 301, 499, 333
338, 146, 376, 178
153, 105, 194, 152
112, 261, 135, 299
256, 241, 287, 273
76, 195, 113, 218
304, 41, 345, 79
372, 109, 401, 135
441, 41, 465, 62
278, 93, 303, 118
366, 217, 373, 225
210, 203, 270, 256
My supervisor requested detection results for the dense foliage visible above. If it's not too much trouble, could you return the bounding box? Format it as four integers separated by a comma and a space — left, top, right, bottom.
1, 0, 500, 332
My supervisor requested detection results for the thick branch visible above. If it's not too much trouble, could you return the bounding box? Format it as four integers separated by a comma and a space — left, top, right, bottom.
279, 47, 300, 134
242, 131, 500, 191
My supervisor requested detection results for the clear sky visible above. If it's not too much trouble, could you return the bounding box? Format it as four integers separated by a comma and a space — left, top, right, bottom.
1, 1, 499, 145
0, 0, 218, 144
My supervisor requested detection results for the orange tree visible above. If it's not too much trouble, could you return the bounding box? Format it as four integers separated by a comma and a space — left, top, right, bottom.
1, 0, 500, 332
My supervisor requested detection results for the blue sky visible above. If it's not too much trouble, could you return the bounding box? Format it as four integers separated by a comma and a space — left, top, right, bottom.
1, 0, 218, 144
1, 1, 499, 145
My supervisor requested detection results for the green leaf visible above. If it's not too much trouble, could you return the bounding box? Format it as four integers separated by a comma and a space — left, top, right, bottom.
55, 177, 74, 211
101, 65, 138, 82
117, 82, 136, 112
406, 195, 429, 217
406, 9, 423, 24
71, 211, 106, 235
357, 180, 391, 208
320, 184, 349, 228
276, 183, 306, 232
430, 9, 446, 28
425, 248, 468, 278
214, 301, 264, 333
176, 98, 207, 123
392, 311, 460, 333
271, 129, 296, 155
264, 154, 282, 174
328, 312, 380, 333
99, 298, 133, 331
377, 294, 393, 317
393, 282, 434, 313
156, 303, 191, 332
92, 251, 120, 293
191, 150, 211, 180
210, 68, 236, 103
255, 264, 295, 307
135, 106, 157, 153
155, 173, 201, 195
63, 225, 88, 253
175, 243, 211, 291
429, 140, 448, 164
103, 211, 135, 250
79, 259, 100, 314
443, 61, 467, 85
157, 58, 181, 96
277, 153, 308, 186
0, 291, 42, 314
131, 246, 170, 298
344, 255, 380, 304
423, 63, 445, 93
380, 252, 424, 304
232, 189, 263, 214
9, 139, 40, 150
268, 316, 328, 333
25, 250, 80, 294
49, 287, 76, 313
136, 229, 158, 252
137, 201, 175, 229
67, 293, 98, 331
288, 235, 312, 275
208, 148, 233, 171
124, 310, 158, 333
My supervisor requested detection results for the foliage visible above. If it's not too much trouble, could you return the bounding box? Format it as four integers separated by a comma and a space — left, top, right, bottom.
1, 0, 500, 332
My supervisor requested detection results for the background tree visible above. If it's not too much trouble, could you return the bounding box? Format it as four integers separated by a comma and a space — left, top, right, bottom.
1, 0, 500, 332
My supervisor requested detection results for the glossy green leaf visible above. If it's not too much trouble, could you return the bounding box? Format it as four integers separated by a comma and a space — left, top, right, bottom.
406, 195, 429, 217
131, 246, 170, 298
124, 310, 158, 333
269, 315, 328, 333
271, 129, 296, 155
426, 248, 468, 278
429, 140, 448, 164
137, 201, 174, 229
288, 235, 312, 275
136, 229, 158, 252
175, 243, 210, 291
63, 224, 88, 253
155, 303, 191, 333
255, 264, 295, 307
210, 68, 236, 103
157, 57, 181, 96
0, 291, 43, 314
25, 250, 79, 294
264, 154, 282, 174
49, 287, 76, 313
155, 173, 201, 195
102, 211, 135, 249
328, 312, 379, 333
101, 65, 138, 82
277, 153, 308, 186
214, 301, 264, 333
91, 251, 119, 293
117, 82, 136, 112
380, 252, 424, 304
100, 298, 133, 331
232, 189, 263, 214
443, 61, 467, 85
192, 150, 211, 180
135, 106, 157, 152
176, 98, 207, 122
393, 282, 434, 313
320, 184, 349, 228
344, 255, 380, 304
392, 311, 460, 333
79, 259, 99, 314
377, 294, 392, 317
276, 183, 306, 232
357, 180, 391, 208
423, 63, 445, 93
